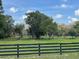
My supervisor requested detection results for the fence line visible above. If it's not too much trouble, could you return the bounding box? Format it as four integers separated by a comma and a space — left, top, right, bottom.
0, 42, 79, 58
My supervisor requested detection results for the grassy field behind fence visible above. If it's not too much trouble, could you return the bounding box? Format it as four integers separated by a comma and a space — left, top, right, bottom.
0, 38, 79, 44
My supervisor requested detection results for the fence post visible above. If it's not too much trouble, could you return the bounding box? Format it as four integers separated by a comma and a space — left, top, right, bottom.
38, 44, 41, 56
17, 44, 19, 58
60, 43, 62, 55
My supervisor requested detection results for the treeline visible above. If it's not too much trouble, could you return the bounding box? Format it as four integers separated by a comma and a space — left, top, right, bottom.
0, 10, 79, 39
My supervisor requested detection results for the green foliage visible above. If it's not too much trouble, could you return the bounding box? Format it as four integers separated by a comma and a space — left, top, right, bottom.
68, 29, 76, 37
0, 14, 14, 38
25, 11, 58, 39
73, 21, 79, 35
14, 24, 24, 38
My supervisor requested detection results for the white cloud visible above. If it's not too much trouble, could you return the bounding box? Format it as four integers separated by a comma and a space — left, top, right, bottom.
67, 16, 71, 19
71, 18, 78, 22
75, 9, 79, 16
60, 4, 72, 8
68, 16, 79, 23
54, 14, 63, 19
61, 4, 68, 8
26, 9, 34, 13
14, 15, 27, 24
52, 4, 72, 9
10, 7, 18, 13
22, 15, 27, 19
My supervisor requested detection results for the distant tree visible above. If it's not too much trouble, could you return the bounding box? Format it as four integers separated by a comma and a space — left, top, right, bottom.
73, 21, 79, 36
57, 24, 71, 37
5, 15, 14, 36
68, 28, 76, 39
25, 11, 57, 39
47, 22, 58, 37
14, 24, 24, 39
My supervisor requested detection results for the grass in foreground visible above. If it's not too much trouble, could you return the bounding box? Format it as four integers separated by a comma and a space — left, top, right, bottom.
0, 53, 79, 59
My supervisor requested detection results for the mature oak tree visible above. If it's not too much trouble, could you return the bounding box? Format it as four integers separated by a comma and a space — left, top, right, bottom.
25, 11, 57, 39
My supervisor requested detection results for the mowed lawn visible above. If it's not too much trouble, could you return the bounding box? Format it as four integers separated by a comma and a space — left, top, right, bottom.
0, 37, 79, 44
0, 53, 79, 59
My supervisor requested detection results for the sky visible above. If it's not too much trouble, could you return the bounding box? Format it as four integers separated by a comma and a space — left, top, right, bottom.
2, 0, 79, 24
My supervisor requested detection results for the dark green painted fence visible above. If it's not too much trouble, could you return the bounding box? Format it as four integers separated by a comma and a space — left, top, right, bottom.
0, 42, 79, 58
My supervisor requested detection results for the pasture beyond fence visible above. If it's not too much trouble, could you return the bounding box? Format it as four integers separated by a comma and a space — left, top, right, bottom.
0, 42, 79, 58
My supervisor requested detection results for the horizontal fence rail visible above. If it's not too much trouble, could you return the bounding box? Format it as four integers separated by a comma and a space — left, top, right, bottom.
0, 42, 79, 58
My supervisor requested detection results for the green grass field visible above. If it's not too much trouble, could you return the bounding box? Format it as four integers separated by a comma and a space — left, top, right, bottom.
0, 38, 79, 44
0, 53, 79, 59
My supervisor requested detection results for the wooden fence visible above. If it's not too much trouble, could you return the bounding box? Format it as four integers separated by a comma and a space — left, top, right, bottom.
0, 42, 79, 58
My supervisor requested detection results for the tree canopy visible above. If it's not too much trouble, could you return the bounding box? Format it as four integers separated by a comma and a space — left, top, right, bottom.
0, 14, 14, 38
25, 11, 58, 39
14, 24, 24, 38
